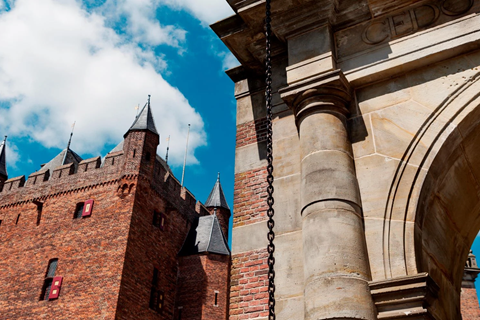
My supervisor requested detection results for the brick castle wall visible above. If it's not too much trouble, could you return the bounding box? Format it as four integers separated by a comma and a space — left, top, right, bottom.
461, 287, 480, 319
0, 128, 228, 319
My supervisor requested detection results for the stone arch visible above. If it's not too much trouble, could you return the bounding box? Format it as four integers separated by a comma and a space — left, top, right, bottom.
381, 71, 480, 318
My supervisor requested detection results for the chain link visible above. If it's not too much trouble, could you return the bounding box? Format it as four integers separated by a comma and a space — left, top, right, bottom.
265, 0, 275, 319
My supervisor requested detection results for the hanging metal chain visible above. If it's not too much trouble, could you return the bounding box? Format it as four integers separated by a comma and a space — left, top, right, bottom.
265, 0, 275, 319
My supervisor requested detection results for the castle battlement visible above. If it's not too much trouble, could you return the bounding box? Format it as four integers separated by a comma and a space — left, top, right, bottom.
0, 148, 207, 222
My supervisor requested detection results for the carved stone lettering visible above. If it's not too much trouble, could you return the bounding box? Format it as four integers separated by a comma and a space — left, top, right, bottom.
441, 0, 474, 15
362, 0, 473, 45
362, 20, 390, 45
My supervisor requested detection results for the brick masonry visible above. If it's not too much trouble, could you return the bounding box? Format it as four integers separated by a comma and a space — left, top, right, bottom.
461, 287, 480, 319
229, 249, 269, 320
236, 119, 268, 149
233, 167, 268, 228
0, 127, 231, 319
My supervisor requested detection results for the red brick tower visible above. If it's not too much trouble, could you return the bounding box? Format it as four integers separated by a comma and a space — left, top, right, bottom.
461, 250, 480, 319
0, 99, 230, 320
177, 208, 231, 320
0, 136, 7, 192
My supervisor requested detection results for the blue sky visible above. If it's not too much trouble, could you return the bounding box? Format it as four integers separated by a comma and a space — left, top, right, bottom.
0, 0, 237, 238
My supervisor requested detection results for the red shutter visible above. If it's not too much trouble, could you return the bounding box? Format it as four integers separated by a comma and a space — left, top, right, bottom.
82, 199, 94, 217
48, 276, 63, 300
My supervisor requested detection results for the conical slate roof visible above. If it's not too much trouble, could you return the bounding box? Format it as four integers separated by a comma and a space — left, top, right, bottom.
39, 148, 83, 173
109, 140, 124, 153
0, 136, 7, 178
205, 173, 230, 210
124, 102, 158, 137
178, 215, 230, 256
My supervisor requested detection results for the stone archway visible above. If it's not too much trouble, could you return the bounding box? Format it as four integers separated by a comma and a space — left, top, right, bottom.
414, 88, 480, 319
372, 70, 480, 319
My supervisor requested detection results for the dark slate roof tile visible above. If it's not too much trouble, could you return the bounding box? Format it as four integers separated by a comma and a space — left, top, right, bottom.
205, 173, 230, 210
124, 102, 158, 137
39, 149, 83, 173
178, 215, 230, 256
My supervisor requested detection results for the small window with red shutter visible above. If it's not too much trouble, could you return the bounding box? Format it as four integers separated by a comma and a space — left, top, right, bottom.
40, 258, 63, 301
82, 199, 94, 217
73, 200, 94, 219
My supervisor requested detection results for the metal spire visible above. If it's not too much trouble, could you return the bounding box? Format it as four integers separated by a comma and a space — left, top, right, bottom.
165, 135, 171, 164
62, 122, 75, 165
0, 135, 7, 178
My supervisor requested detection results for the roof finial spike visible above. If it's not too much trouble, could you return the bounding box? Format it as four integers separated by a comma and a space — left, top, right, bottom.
217, 172, 220, 182
148, 94, 151, 107
0, 134, 7, 178
63, 122, 76, 165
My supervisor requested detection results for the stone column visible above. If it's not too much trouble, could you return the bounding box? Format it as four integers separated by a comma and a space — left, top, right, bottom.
280, 71, 375, 320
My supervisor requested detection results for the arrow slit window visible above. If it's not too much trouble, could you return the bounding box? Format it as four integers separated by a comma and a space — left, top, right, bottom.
149, 268, 164, 313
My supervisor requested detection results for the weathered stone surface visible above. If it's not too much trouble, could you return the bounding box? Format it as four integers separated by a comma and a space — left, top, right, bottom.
218, 0, 480, 317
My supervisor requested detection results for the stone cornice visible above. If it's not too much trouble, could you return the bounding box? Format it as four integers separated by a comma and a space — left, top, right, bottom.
279, 70, 351, 127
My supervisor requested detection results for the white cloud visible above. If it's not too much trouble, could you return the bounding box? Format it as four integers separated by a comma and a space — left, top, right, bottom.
163, 0, 234, 25
0, 0, 205, 166
4, 140, 19, 170
100, 0, 187, 49
218, 52, 239, 71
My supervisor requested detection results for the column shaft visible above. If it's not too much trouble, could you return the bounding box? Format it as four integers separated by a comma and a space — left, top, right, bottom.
299, 109, 374, 320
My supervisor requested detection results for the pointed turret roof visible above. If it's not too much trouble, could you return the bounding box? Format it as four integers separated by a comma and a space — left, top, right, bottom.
205, 173, 230, 210
178, 215, 230, 256
39, 148, 83, 173
124, 98, 158, 137
0, 136, 7, 178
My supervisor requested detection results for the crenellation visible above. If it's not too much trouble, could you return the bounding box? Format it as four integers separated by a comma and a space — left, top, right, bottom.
52, 163, 75, 180
78, 156, 101, 172
26, 170, 50, 187
3, 175, 25, 192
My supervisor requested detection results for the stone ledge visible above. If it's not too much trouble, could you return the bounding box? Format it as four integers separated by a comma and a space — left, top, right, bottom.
369, 273, 439, 320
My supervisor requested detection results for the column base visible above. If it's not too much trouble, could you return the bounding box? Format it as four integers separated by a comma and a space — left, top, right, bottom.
369, 273, 439, 320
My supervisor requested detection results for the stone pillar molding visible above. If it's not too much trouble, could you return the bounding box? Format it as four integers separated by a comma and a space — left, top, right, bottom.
280, 70, 376, 320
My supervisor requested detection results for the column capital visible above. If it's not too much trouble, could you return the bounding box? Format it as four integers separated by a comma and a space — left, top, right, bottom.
279, 70, 352, 127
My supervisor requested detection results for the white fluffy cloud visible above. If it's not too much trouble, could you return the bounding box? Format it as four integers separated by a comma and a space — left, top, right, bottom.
163, 0, 234, 25
100, 0, 187, 48
0, 0, 205, 166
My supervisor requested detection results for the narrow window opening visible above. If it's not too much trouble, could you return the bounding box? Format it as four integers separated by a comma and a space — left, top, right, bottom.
84, 164, 88, 172
74, 203, 84, 219
149, 268, 164, 313
112, 157, 115, 165
178, 307, 183, 320
58, 170, 62, 178
40, 258, 58, 301
133, 149, 136, 158
153, 211, 165, 230
15, 214, 20, 225
35, 202, 43, 226
0, 220, 3, 226
33, 176, 37, 185
9, 183, 12, 190
214, 291, 219, 306
145, 152, 151, 162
